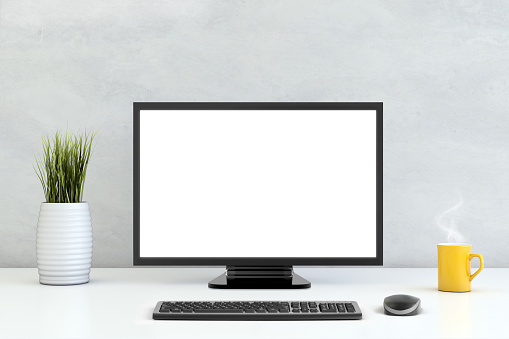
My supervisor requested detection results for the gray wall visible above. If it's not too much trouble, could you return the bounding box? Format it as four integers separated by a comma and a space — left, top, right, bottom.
1, 1, 508, 267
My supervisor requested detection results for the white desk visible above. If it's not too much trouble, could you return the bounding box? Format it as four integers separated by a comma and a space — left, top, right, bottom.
0, 268, 504, 339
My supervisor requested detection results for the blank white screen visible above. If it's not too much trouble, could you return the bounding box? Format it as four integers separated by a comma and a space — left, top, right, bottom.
140, 110, 376, 258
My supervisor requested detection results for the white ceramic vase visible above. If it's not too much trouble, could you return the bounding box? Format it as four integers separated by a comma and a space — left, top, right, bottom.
36, 202, 93, 285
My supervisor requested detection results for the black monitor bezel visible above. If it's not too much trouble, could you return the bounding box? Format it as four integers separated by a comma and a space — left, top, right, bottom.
134, 102, 383, 266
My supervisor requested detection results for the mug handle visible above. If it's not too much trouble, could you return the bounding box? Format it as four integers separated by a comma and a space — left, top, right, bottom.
469, 254, 484, 281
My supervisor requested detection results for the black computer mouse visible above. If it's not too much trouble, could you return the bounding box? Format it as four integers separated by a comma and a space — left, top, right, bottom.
383, 294, 421, 316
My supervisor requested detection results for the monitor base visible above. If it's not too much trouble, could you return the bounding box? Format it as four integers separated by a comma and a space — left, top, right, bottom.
208, 266, 311, 289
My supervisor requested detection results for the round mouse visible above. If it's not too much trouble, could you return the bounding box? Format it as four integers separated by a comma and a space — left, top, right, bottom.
383, 294, 421, 316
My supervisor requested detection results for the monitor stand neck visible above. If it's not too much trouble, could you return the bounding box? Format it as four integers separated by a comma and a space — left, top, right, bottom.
208, 266, 311, 289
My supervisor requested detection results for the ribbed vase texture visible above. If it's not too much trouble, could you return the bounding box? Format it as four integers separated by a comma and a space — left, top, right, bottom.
36, 203, 93, 285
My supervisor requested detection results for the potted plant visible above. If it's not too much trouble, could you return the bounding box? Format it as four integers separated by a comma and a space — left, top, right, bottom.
34, 130, 96, 285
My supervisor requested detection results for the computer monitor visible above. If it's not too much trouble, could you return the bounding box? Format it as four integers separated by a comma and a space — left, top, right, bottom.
134, 102, 382, 289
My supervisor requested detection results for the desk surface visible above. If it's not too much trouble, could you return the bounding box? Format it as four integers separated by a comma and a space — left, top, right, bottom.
0, 267, 504, 339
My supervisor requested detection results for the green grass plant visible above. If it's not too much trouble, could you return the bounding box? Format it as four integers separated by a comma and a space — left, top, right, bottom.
34, 130, 96, 203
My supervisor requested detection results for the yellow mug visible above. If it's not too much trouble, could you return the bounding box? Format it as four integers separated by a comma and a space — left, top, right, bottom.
438, 243, 484, 292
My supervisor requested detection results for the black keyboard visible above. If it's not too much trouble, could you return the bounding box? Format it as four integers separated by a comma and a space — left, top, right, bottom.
153, 301, 362, 320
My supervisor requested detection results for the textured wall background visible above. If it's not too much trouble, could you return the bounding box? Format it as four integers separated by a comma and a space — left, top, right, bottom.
1, 1, 508, 267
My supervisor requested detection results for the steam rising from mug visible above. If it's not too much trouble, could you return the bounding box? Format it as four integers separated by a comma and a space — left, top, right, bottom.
436, 195, 465, 243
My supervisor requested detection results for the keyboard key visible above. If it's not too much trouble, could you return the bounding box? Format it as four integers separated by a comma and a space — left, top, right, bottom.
194, 309, 243, 313
319, 304, 337, 312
